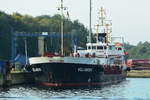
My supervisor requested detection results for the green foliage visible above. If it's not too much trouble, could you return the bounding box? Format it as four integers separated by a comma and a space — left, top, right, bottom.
125, 41, 150, 59
0, 11, 88, 59
0, 11, 13, 59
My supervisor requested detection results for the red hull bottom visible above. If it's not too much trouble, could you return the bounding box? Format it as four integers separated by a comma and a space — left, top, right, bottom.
41, 80, 123, 87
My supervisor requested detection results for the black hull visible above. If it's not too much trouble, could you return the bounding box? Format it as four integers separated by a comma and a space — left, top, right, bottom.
31, 63, 126, 87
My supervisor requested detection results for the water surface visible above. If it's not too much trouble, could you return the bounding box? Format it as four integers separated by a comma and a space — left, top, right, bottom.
0, 78, 150, 100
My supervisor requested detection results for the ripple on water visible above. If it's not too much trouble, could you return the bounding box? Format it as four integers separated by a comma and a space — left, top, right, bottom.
0, 78, 150, 100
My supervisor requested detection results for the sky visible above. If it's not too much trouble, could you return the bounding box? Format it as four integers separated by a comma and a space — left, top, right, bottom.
0, 0, 150, 45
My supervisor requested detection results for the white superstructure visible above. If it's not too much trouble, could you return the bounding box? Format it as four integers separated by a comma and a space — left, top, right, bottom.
68, 7, 126, 68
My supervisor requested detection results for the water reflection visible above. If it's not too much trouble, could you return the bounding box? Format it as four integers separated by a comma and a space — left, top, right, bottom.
0, 78, 150, 100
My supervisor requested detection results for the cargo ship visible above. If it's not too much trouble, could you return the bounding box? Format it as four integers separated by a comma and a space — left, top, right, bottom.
28, 1, 127, 87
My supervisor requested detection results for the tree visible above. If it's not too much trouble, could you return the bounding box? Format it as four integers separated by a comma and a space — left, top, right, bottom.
0, 11, 89, 59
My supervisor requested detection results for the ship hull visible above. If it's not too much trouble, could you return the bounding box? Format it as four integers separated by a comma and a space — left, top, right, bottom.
31, 63, 126, 87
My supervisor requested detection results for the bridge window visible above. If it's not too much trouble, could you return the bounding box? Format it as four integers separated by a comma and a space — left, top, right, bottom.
88, 46, 91, 50
97, 46, 103, 50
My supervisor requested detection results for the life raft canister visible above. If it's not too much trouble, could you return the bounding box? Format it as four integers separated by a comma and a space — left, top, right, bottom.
85, 53, 90, 58
75, 53, 80, 57
92, 53, 96, 57
115, 42, 123, 47
103, 64, 109, 73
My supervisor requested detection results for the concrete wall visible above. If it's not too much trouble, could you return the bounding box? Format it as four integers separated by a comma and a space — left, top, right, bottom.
38, 37, 45, 56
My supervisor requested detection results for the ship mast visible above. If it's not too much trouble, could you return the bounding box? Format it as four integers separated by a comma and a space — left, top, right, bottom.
89, 0, 92, 43
58, 0, 66, 56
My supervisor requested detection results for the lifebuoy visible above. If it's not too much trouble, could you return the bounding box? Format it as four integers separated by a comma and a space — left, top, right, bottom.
75, 53, 80, 57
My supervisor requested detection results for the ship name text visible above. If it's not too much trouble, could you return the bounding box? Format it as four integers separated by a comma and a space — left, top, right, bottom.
78, 68, 92, 72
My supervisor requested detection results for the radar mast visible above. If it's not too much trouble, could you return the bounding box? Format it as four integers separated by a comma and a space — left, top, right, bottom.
95, 7, 112, 43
